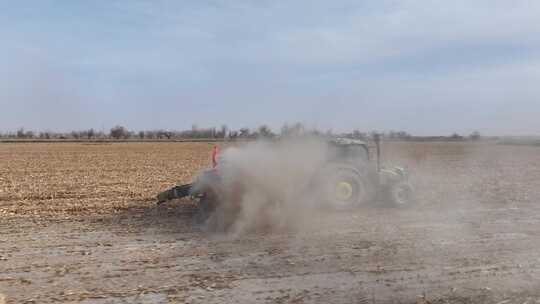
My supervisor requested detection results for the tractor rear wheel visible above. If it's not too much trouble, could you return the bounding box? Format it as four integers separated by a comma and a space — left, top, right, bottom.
320, 166, 374, 210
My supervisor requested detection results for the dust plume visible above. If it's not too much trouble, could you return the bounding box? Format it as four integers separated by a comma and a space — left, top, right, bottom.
202, 137, 331, 234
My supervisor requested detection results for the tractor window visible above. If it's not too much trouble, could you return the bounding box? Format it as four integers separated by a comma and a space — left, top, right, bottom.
328, 144, 369, 162
344, 145, 369, 161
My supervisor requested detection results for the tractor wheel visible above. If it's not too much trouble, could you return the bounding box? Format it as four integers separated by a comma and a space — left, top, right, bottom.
193, 183, 221, 226
203, 204, 240, 232
193, 194, 217, 225
387, 182, 415, 208
320, 166, 374, 210
195, 188, 241, 232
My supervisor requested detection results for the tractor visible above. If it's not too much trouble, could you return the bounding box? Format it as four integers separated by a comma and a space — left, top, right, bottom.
157, 136, 414, 227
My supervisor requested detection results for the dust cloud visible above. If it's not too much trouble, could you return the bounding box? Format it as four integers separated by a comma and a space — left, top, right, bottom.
194, 137, 540, 252
201, 137, 333, 234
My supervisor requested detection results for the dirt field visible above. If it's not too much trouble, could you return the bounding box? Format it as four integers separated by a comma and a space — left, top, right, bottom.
2, 141, 540, 303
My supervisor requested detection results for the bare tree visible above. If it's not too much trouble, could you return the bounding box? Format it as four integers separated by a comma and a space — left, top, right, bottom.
71, 131, 81, 139
87, 128, 95, 139
218, 125, 228, 138
110, 125, 129, 139
280, 122, 304, 137
145, 130, 157, 139
39, 131, 51, 139
352, 129, 367, 140
15, 128, 35, 139
469, 131, 481, 141
450, 133, 463, 140
228, 130, 238, 140
257, 125, 274, 138
239, 128, 251, 138
16, 128, 25, 139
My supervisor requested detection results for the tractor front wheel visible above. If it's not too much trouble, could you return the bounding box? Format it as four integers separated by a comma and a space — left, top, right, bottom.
387, 182, 415, 207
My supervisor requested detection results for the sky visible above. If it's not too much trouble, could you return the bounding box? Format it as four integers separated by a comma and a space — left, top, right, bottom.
0, 0, 539, 136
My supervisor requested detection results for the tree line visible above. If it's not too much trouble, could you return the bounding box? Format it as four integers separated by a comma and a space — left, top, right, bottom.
0, 124, 483, 141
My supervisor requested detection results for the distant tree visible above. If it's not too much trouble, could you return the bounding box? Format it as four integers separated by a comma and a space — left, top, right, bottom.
280, 123, 290, 137
156, 130, 167, 139
228, 130, 238, 140
77, 130, 87, 139
257, 125, 274, 138
39, 131, 51, 140
187, 124, 220, 139
352, 129, 367, 140
218, 125, 228, 139
110, 125, 129, 139
138, 131, 145, 140
291, 122, 304, 136
469, 131, 481, 141
369, 131, 380, 140
87, 128, 95, 139
71, 131, 80, 139
397, 131, 411, 139
239, 128, 251, 138
306, 128, 322, 136
190, 124, 198, 138
16, 128, 25, 139
144, 130, 157, 139
15, 128, 35, 139
387, 130, 411, 140
450, 133, 463, 140
94, 130, 106, 139
280, 122, 304, 137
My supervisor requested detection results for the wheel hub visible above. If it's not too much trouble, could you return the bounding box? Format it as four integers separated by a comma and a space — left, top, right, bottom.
335, 181, 353, 201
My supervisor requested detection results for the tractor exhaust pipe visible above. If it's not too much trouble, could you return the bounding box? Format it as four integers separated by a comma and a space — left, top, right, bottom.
374, 133, 381, 173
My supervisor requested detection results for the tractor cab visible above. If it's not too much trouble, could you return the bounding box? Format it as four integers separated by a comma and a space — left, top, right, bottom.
327, 138, 370, 163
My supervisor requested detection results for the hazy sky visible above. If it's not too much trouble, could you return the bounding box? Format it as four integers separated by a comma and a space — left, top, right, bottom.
1, 1, 539, 135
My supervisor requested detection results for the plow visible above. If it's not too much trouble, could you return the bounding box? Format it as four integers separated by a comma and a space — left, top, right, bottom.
157, 136, 414, 228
